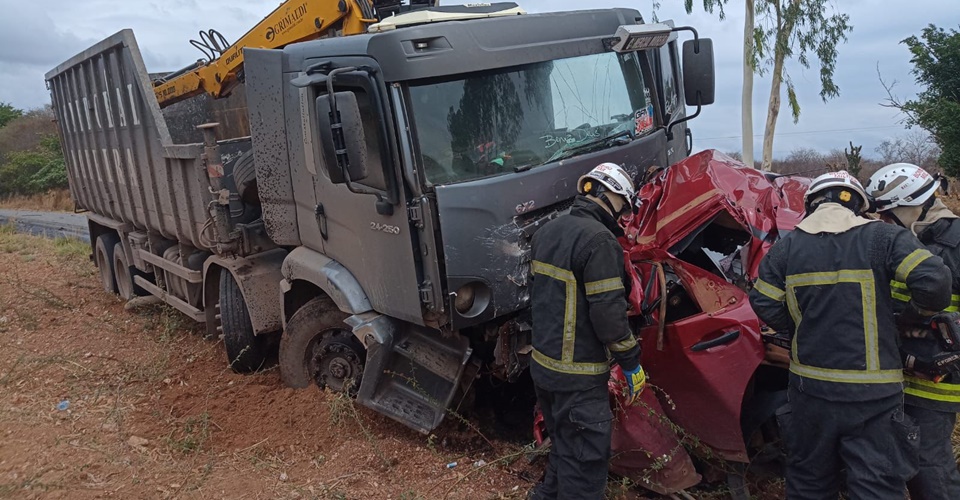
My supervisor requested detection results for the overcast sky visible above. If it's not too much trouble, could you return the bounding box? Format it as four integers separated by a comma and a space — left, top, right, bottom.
2, 1, 957, 158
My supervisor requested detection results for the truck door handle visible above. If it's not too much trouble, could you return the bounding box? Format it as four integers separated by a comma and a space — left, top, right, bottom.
691, 330, 740, 352
315, 203, 328, 240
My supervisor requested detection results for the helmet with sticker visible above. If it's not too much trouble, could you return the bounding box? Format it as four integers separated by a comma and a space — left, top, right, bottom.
804, 170, 870, 214
865, 163, 939, 212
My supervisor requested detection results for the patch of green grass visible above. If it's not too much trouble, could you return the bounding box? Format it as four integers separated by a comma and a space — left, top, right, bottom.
0, 222, 14, 235
52, 237, 89, 260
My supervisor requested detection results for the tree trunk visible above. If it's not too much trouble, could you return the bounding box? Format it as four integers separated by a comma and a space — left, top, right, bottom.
760, 0, 800, 171
742, 0, 755, 168
760, 56, 785, 171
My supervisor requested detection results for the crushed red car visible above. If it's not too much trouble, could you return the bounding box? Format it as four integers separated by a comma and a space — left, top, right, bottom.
534, 149, 811, 494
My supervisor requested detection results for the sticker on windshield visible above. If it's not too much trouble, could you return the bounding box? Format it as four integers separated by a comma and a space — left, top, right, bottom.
634, 107, 654, 136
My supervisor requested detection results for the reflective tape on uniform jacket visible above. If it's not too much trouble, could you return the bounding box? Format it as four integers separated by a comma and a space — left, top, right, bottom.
890, 280, 960, 312
904, 375, 960, 403
531, 348, 611, 375
531, 260, 577, 362
786, 269, 903, 384
530, 260, 628, 374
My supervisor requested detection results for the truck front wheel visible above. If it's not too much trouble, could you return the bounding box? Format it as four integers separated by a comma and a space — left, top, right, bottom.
220, 271, 270, 373
279, 296, 364, 395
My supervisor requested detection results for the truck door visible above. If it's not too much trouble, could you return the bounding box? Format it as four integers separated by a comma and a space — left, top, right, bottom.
307, 64, 425, 326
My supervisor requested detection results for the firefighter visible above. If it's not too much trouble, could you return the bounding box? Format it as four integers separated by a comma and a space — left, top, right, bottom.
749, 170, 952, 499
866, 163, 960, 500
528, 162, 645, 500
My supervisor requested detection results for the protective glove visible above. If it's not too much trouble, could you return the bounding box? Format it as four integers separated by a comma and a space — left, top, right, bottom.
622, 364, 646, 405
902, 349, 960, 381
929, 312, 960, 352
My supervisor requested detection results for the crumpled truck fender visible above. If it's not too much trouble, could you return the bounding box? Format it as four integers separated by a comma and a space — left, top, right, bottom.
279, 246, 373, 317
203, 248, 287, 337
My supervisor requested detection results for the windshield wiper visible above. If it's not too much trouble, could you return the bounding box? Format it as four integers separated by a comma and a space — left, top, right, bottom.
516, 130, 633, 173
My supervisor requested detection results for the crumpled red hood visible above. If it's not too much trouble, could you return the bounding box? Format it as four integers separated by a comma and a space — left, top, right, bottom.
623, 150, 809, 276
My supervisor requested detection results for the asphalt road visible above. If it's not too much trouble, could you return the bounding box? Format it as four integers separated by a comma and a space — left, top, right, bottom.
0, 209, 89, 243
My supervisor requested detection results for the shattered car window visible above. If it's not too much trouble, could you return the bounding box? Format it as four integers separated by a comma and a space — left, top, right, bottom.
408, 52, 652, 185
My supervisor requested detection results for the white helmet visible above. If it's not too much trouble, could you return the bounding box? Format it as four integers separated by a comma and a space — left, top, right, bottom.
577, 162, 636, 201
804, 170, 870, 213
865, 163, 939, 212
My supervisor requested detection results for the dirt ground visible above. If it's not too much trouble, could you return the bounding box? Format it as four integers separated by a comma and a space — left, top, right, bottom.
0, 228, 545, 499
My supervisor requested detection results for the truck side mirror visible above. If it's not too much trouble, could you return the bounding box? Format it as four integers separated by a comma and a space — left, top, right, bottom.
682, 38, 715, 106
316, 91, 369, 184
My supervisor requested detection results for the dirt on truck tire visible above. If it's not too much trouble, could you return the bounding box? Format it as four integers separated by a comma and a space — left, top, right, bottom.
220, 270, 273, 373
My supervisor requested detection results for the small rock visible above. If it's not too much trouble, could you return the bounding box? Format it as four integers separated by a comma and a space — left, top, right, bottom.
127, 435, 149, 448
279, 472, 288, 481
84, 352, 92, 358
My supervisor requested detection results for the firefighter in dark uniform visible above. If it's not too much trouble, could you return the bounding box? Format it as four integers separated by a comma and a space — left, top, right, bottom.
528, 163, 645, 500
867, 163, 960, 500
749, 171, 952, 499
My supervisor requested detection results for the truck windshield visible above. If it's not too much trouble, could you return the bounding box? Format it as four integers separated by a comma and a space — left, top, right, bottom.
408, 52, 652, 185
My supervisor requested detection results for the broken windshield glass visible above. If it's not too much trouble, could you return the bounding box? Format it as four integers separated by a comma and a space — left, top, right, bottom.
408, 51, 652, 185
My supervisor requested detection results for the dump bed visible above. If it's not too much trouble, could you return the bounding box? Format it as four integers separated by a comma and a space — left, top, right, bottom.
45, 30, 248, 251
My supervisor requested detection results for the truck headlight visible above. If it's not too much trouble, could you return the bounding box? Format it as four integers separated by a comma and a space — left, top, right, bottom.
454, 284, 476, 314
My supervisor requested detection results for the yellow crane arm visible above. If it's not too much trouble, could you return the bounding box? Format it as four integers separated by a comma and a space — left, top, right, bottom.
154, 0, 378, 107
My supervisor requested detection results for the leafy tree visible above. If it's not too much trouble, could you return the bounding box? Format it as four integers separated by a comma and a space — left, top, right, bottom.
0, 102, 22, 129
683, 1, 852, 171
0, 106, 67, 197
894, 25, 960, 176
0, 134, 68, 196
0, 106, 57, 158
755, 0, 852, 170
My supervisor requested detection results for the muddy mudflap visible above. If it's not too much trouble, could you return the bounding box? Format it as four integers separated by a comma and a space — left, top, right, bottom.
346, 313, 473, 433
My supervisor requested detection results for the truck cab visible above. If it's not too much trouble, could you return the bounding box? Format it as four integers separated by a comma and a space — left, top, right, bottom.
246, 5, 715, 432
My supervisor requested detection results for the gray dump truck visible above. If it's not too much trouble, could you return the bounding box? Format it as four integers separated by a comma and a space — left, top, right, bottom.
46, 3, 714, 433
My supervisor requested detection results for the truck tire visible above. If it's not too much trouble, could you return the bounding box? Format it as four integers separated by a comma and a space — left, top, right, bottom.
95, 233, 120, 295
112, 242, 146, 300
220, 271, 269, 373
233, 150, 258, 205
279, 296, 364, 395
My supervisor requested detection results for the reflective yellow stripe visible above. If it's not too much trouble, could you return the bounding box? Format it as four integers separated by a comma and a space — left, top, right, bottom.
584, 277, 624, 296
531, 260, 577, 363
889, 280, 960, 312
754, 278, 785, 302
895, 249, 934, 283
789, 363, 904, 384
904, 375, 960, 403
608, 336, 638, 353
786, 270, 884, 376
531, 349, 610, 375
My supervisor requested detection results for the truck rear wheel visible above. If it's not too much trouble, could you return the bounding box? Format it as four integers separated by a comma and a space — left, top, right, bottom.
220, 271, 269, 373
279, 296, 363, 395
95, 233, 119, 295
113, 242, 146, 300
